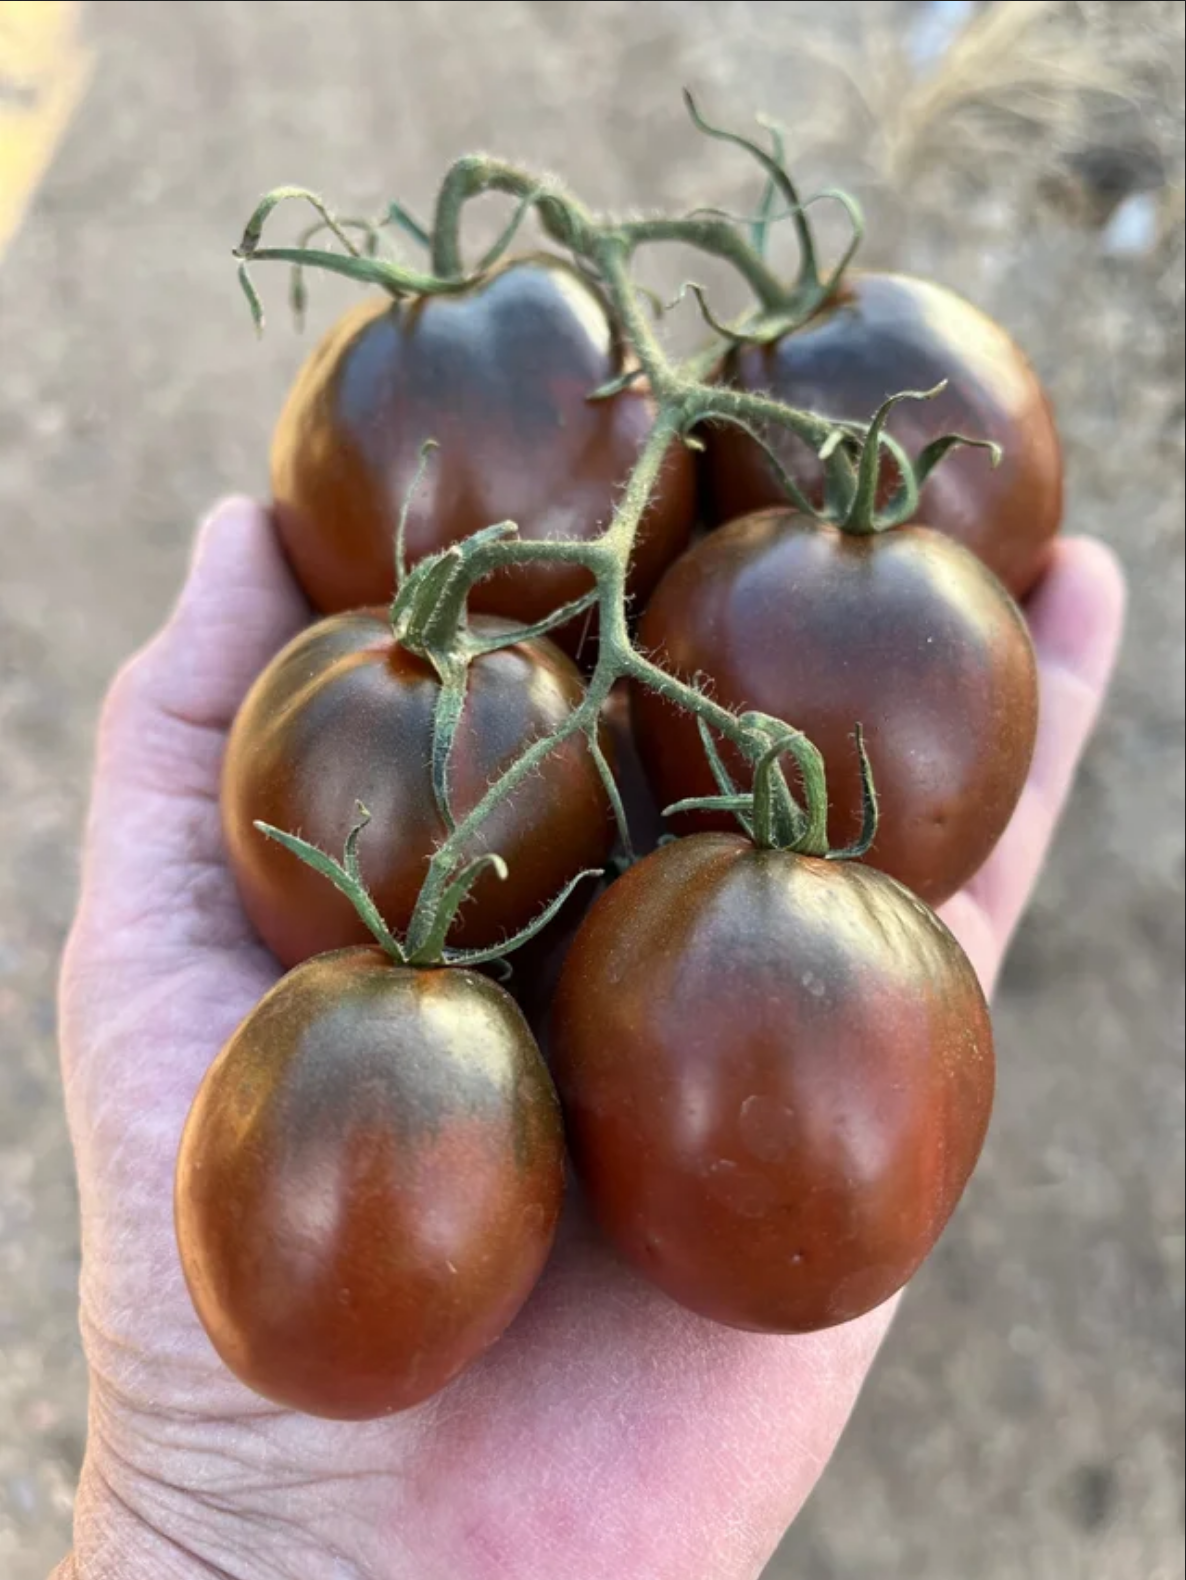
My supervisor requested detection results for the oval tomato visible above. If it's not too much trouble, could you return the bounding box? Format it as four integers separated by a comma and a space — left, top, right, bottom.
704, 272, 1063, 598
222, 611, 615, 968
632, 510, 1037, 907
271, 256, 697, 656
549, 833, 994, 1333
176, 950, 563, 1417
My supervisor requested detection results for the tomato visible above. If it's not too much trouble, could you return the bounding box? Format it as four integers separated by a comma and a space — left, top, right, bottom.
549, 833, 993, 1332
176, 950, 563, 1417
703, 272, 1063, 598
632, 510, 1037, 907
222, 610, 615, 968
270, 255, 697, 656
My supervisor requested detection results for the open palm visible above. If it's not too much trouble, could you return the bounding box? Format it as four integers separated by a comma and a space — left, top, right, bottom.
54, 499, 1124, 1580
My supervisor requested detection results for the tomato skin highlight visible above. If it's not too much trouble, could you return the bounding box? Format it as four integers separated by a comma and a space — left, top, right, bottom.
549, 834, 994, 1334
632, 510, 1038, 907
221, 610, 615, 968
270, 257, 697, 657
704, 272, 1063, 598
176, 950, 564, 1419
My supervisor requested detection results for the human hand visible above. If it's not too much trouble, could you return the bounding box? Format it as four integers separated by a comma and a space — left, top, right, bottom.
53, 498, 1124, 1580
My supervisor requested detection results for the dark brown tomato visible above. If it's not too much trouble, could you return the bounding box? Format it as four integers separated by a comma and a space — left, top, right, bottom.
549, 834, 994, 1333
222, 611, 615, 968
704, 272, 1063, 598
271, 256, 697, 658
176, 951, 564, 1417
632, 511, 1038, 907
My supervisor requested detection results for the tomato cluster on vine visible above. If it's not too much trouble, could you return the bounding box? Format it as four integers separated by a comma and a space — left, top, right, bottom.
174, 98, 1059, 1420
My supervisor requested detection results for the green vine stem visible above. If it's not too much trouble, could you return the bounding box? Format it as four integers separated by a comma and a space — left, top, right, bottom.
255, 806, 602, 973
234, 97, 998, 959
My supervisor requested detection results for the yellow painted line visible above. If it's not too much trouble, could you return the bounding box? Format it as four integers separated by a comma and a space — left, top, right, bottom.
0, 1, 92, 263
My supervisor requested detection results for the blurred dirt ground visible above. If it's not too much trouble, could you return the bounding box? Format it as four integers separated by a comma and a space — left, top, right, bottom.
0, 2, 1182, 1576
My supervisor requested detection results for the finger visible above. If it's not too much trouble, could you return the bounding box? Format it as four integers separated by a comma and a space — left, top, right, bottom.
72, 497, 308, 953
942, 537, 1126, 988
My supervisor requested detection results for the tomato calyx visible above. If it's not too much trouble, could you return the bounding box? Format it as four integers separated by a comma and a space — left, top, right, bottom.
233, 173, 591, 337
663, 713, 879, 861
391, 524, 600, 675
689, 383, 1004, 542
387, 501, 603, 837
816, 386, 1004, 535
255, 804, 601, 975
677, 91, 865, 339
232, 189, 463, 336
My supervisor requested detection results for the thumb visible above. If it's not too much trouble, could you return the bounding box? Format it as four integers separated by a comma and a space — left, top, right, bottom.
71, 497, 307, 951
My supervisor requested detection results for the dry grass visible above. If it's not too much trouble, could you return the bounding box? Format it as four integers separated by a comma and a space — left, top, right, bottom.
756, 0, 1176, 258
858, 2, 1122, 183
